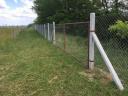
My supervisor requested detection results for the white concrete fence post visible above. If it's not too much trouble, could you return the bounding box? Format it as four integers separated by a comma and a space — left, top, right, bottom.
89, 13, 95, 70
92, 32, 124, 91
89, 12, 124, 90
53, 21, 56, 44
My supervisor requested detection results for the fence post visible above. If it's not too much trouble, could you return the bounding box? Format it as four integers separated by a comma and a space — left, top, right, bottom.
42, 24, 44, 37
48, 23, 50, 41
89, 13, 95, 70
42, 24, 44, 36
53, 22, 56, 44
34, 24, 36, 31
44, 24, 46, 39
64, 24, 66, 51
92, 33, 124, 91
41, 25, 43, 36
49, 24, 51, 41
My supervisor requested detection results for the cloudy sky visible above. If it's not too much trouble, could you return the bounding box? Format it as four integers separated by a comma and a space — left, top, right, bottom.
0, 0, 37, 25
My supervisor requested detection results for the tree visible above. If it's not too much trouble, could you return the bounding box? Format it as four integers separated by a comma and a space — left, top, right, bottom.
33, 0, 100, 23
33, 0, 128, 24
99, 0, 128, 14
33, 0, 63, 23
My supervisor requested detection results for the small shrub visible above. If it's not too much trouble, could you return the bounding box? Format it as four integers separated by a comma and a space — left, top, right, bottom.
108, 20, 128, 39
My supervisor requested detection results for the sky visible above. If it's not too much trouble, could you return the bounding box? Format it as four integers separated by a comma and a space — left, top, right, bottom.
0, 0, 37, 25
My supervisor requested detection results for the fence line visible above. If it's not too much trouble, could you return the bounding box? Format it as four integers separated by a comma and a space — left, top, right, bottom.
34, 12, 128, 91
0, 26, 26, 40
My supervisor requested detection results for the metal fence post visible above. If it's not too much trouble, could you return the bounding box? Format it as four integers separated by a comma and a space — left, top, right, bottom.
89, 13, 95, 70
44, 24, 46, 39
48, 23, 50, 41
42, 24, 44, 36
34, 24, 36, 31
53, 22, 56, 44
41, 25, 43, 36
49, 24, 51, 41
64, 24, 66, 51
42, 24, 44, 37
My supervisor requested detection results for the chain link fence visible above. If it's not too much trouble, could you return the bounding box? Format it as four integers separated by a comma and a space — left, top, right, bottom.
34, 13, 128, 89
55, 22, 89, 66
35, 24, 53, 42
34, 22, 89, 66
95, 14, 128, 88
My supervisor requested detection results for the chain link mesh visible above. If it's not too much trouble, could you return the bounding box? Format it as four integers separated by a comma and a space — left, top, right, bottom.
95, 14, 128, 88
55, 22, 89, 66
35, 22, 89, 66
34, 14, 128, 88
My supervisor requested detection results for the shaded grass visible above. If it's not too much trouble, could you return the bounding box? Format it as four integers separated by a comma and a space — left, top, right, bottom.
0, 28, 128, 96
55, 32, 88, 64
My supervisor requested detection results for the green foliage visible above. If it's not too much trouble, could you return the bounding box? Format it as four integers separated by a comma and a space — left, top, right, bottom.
109, 20, 128, 39
96, 14, 119, 41
33, 0, 63, 23
33, 0, 101, 23
33, 0, 128, 24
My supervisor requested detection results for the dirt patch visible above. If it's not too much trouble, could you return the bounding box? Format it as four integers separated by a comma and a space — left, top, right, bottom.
78, 71, 95, 81
78, 69, 112, 85
48, 76, 58, 84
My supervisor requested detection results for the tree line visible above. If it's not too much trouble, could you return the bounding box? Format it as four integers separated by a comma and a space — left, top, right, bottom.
33, 0, 128, 24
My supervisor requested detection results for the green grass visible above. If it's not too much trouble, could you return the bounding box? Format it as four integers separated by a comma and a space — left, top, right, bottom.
55, 31, 128, 89
0, 28, 128, 96
55, 32, 88, 64
0, 27, 22, 42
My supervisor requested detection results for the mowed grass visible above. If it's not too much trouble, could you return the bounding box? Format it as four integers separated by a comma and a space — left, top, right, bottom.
0, 28, 128, 96
55, 31, 128, 88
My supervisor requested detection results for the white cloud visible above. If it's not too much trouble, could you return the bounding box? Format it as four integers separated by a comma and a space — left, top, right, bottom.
20, 0, 34, 8
0, 0, 37, 25
0, 0, 9, 8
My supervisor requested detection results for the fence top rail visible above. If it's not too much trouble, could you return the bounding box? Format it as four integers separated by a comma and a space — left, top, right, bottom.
65, 21, 89, 25
55, 21, 89, 26
35, 21, 89, 26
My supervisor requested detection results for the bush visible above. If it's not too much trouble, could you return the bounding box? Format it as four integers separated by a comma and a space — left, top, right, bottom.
108, 20, 128, 48
109, 20, 128, 39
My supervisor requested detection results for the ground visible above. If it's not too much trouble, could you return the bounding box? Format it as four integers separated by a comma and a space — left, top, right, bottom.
0, 28, 127, 96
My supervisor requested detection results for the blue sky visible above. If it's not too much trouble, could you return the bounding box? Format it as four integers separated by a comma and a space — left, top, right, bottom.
0, 0, 37, 25
5, 0, 22, 9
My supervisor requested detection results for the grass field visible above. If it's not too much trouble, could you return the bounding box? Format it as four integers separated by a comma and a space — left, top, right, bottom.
0, 27, 23, 42
0, 28, 128, 96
